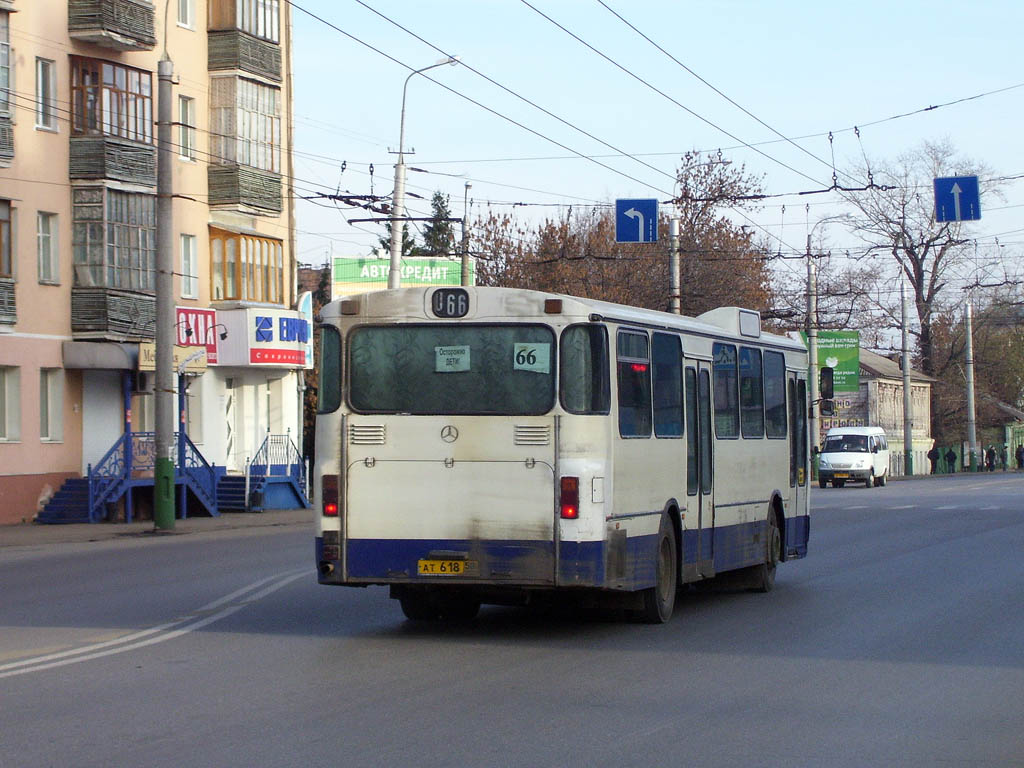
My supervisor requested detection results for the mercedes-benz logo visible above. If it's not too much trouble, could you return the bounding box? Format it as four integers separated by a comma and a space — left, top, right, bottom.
440, 425, 459, 443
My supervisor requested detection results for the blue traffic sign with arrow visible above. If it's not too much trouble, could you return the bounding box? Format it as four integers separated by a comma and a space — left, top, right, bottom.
934, 176, 981, 222
615, 198, 658, 243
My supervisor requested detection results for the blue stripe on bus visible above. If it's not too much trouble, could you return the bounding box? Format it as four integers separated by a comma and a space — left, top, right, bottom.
334, 514, 810, 588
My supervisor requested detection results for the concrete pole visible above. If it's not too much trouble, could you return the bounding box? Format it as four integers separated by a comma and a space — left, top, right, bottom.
966, 300, 979, 471
669, 217, 680, 314
806, 237, 819, 452
154, 57, 176, 530
901, 280, 914, 476
461, 181, 472, 287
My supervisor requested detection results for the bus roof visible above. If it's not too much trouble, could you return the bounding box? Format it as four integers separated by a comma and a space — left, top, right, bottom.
322, 286, 805, 352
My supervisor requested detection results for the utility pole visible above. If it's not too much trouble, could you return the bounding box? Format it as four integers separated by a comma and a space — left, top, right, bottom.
806, 236, 819, 452
669, 217, 680, 314
461, 181, 472, 287
901, 280, 914, 476
154, 57, 175, 530
965, 299, 979, 471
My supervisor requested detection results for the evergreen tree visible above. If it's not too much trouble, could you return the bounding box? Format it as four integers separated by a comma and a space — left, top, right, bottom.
420, 191, 456, 257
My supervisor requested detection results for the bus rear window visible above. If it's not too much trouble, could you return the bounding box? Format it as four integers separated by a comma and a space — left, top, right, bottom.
317, 325, 341, 414
348, 324, 555, 415
560, 324, 609, 414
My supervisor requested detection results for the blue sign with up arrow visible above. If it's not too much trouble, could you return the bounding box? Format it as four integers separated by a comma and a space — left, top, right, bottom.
615, 199, 658, 243
934, 176, 981, 222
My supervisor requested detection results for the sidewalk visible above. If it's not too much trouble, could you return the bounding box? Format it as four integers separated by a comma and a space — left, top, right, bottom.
0, 507, 311, 549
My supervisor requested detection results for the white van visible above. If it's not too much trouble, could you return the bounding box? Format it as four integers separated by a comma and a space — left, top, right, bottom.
817, 426, 889, 488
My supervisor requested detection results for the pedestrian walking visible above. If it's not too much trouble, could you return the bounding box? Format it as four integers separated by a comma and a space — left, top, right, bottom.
985, 446, 996, 472
945, 448, 957, 473
1001, 446, 1008, 472
927, 447, 939, 474
1016, 444, 1023, 470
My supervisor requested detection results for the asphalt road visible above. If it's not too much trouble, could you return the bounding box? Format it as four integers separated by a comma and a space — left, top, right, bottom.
2, 474, 1023, 767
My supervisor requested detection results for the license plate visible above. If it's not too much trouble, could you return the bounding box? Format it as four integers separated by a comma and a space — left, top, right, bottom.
834, 472, 849, 478
418, 559, 476, 576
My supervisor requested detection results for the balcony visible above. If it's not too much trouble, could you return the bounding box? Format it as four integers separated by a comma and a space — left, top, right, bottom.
68, 0, 156, 52
208, 165, 282, 214
208, 30, 282, 83
71, 287, 155, 341
0, 277, 14, 325
70, 136, 156, 186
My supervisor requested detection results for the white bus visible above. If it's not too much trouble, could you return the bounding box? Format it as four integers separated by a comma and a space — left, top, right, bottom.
313, 286, 810, 623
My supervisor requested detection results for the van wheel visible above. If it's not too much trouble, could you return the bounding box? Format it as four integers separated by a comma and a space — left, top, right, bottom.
878, 473, 886, 487
864, 471, 874, 489
640, 513, 677, 623
818, 478, 827, 489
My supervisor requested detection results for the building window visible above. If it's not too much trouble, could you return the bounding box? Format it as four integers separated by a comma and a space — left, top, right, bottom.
72, 188, 156, 291
209, 228, 283, 303
210, 76, 281, 172
210, 0, 280, 42
180, 233, 198, 298
178, 0, 195, 28
39, 368, 64, 442
0, 366, 20, 441
71, 57, 153, 143
0, 12, 9, 115
38, 212, 58, 283
178, 95, 195, 159
36, 58, 57, 130
0, 200, 11, 278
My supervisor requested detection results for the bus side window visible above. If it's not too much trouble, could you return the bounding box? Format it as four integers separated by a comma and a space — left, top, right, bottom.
652, 333, 682, 438
617, 330, 651, 438
764, 351, 787, 438
712, 342, 739, 438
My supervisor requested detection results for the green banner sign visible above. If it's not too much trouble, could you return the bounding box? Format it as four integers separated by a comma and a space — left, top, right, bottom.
811, 330, 860, 393
333, 257, 473, 291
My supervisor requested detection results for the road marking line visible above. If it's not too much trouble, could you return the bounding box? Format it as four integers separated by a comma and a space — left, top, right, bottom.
891, 505, 916, 509
0, 570, 305, 679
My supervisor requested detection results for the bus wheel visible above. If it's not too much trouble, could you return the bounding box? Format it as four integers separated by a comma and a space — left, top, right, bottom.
750, 514, 780, 593
399, 593, 439, 621
640, 513, 677, 623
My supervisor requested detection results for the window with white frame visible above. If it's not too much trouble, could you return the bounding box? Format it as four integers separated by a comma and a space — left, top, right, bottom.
178, 0, 195, 28
239, 0, 279, 43
39, 367, 64, 442
180, 233, 198, 298
210, 76, 281, 173
0, 12, 10, 115
178, 94, 195, 159
37, 212, 58, 283
36, 58, 57, 130
0, 366, 20, 441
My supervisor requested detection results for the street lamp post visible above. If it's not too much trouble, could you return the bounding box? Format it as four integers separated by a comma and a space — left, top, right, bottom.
388, 56, 460, 290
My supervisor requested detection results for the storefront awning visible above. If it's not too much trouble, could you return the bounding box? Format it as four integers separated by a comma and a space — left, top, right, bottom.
63, 341, 138, 370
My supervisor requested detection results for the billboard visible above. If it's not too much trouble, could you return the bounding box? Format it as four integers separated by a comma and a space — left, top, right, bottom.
332, 256, 472, 298
802, 330, 860, 393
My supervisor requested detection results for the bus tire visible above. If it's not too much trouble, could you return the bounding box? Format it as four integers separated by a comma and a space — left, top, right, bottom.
399, 593, 439, 621
640, 513, 678, 623
750, 512, 780, 593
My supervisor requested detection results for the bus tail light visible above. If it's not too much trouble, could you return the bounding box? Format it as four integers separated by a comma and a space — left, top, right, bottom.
560, 476, 579, 519
322, 474, 339, 517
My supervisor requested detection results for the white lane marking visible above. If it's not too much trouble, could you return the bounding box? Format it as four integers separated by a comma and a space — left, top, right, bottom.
891, 505, 916, 509
936, 505, 957, 510
0, 569, 305, 679
845, 506, 868, 510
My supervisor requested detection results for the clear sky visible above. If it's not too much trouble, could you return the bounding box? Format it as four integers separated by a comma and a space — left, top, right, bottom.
289, 0, 1024, 291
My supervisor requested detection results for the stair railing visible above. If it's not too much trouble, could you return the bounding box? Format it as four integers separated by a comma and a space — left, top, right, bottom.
179, 432, 217, 513
87, 433, 131, 522
244, 430, 308, 509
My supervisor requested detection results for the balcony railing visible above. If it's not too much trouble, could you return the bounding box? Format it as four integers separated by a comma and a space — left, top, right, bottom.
70, 136, 156, 187
0, 277, 14, 325
208, 30, 282, 83
68, 0, 157, 51
71, 287, 154, 340
208, 165, 282, 214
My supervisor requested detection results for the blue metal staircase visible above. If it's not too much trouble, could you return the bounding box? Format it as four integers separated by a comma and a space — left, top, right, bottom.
216, 474, 249, 511
243, 432, 311, 511
35, 432, 219, 524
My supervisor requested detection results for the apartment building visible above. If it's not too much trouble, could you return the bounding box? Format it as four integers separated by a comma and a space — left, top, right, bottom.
0, 0, 304, 524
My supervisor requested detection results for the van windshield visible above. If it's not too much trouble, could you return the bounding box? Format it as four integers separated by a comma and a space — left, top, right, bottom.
823, 435, 869, 453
